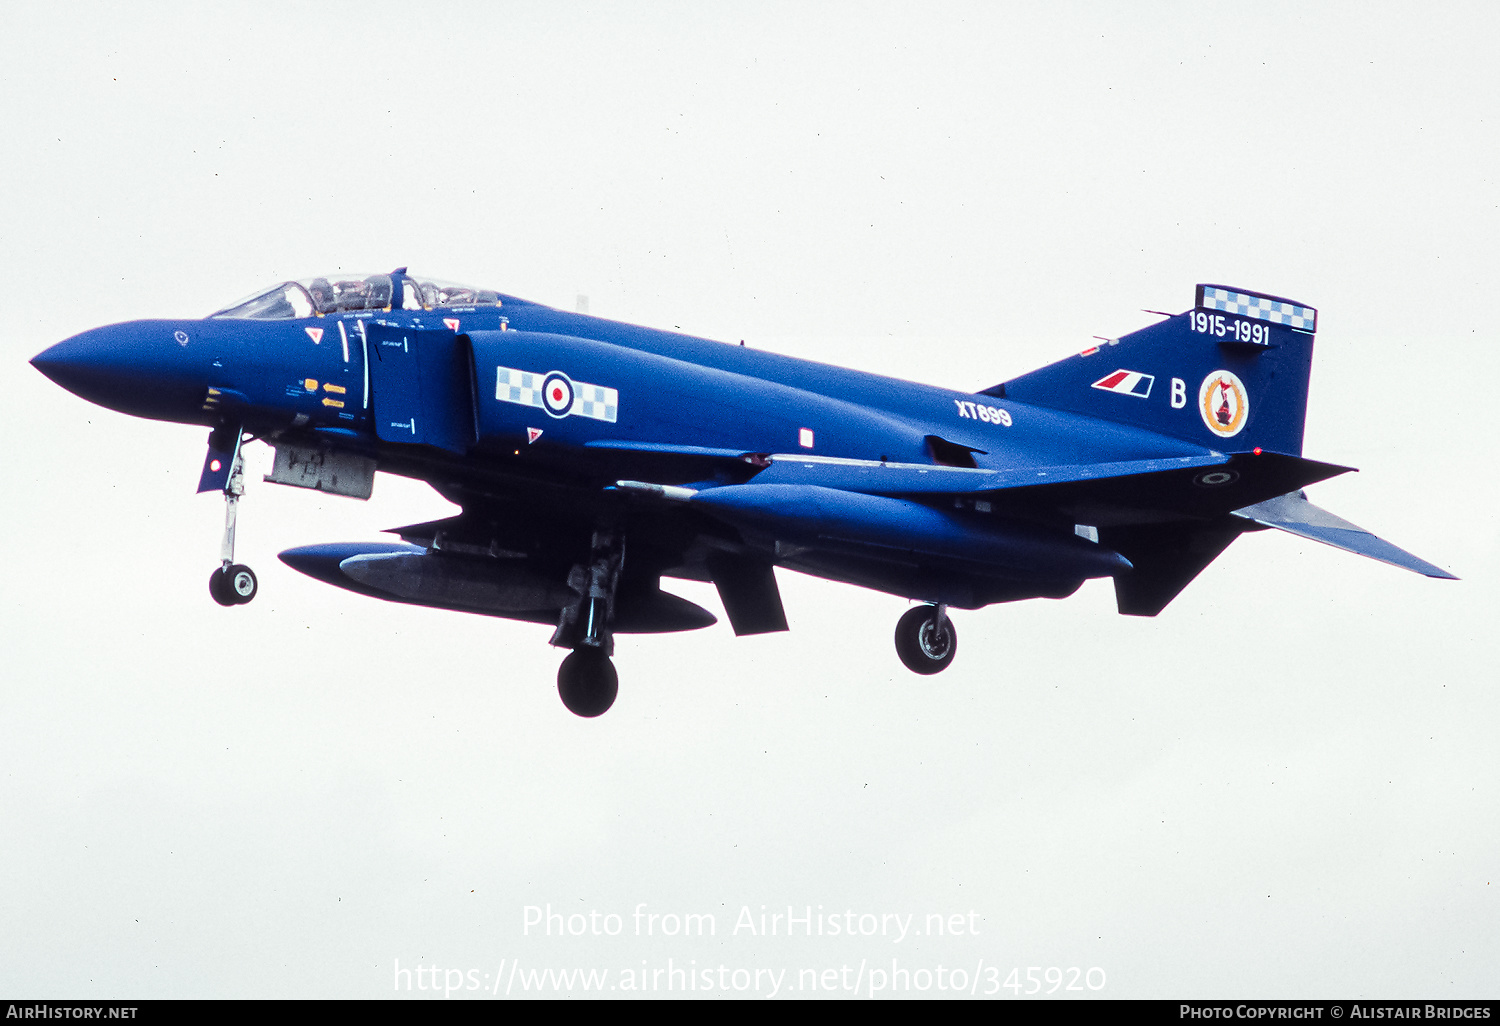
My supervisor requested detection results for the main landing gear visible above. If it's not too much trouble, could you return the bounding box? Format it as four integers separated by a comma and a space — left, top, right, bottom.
557, 648, 619, 718
207, 430, 258, 607
552, 529, 625, 717
895, 604, 957, 674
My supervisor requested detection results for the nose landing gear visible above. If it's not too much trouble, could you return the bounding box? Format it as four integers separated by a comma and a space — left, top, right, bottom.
895, 604, 957, 674
202, 424, 258, 607
209, 563, 258, 606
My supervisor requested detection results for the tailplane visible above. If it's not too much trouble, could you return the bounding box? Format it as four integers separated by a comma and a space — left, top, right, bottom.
1232, 490, 1457, 580
1101, 490, 1456, 617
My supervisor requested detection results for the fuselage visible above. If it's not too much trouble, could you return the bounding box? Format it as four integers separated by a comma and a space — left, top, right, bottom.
31, 271, 1213, 499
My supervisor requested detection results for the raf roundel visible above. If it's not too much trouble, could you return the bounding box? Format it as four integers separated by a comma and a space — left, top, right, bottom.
495, 365, 619, 424
541, 372, 575, 418
1198, 370, 1249, 438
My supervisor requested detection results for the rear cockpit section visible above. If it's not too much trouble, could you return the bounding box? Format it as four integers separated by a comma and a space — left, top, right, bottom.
405, 277, 501, 311
210, 268, 501, 319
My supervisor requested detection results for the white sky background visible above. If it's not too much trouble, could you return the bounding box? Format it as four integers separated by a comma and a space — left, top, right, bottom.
1, 0, 1495, 999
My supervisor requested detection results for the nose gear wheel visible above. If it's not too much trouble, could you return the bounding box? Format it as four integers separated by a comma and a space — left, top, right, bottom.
209, 564, 258, 606
207, 431, 259, 607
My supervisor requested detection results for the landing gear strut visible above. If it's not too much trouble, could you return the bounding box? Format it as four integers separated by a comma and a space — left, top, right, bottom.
895, 604, 957, 674
552, 529, 625, 716
206, 428, 257, 607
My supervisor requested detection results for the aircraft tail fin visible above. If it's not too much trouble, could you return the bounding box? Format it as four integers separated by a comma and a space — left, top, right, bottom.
990, 284, 1317, 455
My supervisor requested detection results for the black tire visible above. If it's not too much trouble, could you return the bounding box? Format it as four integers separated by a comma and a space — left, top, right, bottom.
209, 567, 237, 607
894, 605, 957, 675
557, 648, 619, 717
227, 564, 258, 604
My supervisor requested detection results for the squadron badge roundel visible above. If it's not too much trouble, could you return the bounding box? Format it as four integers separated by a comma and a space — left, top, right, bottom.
541, 371, 575, 418
1198, 370, 1249, 438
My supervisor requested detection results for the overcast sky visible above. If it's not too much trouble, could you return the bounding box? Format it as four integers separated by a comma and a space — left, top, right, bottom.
1, 1, 1495, 1000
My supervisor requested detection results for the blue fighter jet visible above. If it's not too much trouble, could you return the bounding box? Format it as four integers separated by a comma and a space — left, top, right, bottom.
31, 270, 1454, 716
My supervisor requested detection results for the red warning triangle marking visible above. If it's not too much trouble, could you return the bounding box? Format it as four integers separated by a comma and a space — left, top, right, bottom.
527, 427, 543, 444
305, 327, 324, 343
443, 318, 460, 332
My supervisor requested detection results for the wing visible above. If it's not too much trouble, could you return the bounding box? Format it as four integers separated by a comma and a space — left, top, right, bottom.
742, 449, 1352, 524
614, 449, 1452, 616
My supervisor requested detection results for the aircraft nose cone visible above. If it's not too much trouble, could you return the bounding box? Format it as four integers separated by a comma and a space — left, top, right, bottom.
31, 338, 86, 388
31, 322, 211, 423
30, 336, 121, 394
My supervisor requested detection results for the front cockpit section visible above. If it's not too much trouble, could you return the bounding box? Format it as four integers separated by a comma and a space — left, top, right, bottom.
210, 268, 501, 319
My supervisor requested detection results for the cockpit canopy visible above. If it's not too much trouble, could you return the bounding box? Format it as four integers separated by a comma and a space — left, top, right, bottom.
211, 269, 500, 319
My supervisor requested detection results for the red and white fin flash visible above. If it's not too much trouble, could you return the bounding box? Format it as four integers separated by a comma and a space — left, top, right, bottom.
1091, 369, 1154, 399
